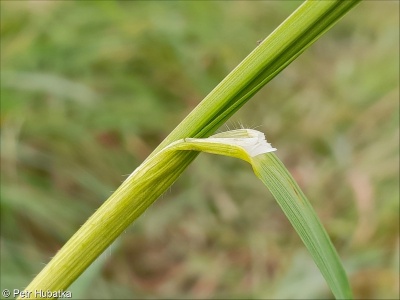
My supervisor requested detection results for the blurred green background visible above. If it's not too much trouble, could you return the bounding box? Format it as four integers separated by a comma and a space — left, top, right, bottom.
1, 1, 398, 299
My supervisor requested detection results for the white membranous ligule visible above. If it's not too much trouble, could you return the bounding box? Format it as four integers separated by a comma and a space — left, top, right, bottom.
206, 129, 276, 157
180, 129, 277, 158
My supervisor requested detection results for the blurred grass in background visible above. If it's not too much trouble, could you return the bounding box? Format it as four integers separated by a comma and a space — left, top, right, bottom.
1, 1, 398, 299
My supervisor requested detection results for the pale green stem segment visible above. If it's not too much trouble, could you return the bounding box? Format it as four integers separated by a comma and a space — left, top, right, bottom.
151, 0, 362, 154
21, 130, 274, 297
22, 130, 351, 299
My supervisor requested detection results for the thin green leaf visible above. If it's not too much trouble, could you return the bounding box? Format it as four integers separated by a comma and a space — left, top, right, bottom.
252, 153, 352, 299
175, 131, 352, 299
169, 130, 353, 299
168, 129, 352, 299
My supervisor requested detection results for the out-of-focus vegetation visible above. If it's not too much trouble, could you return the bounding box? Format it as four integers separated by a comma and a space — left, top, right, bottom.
1, 1, 398, 299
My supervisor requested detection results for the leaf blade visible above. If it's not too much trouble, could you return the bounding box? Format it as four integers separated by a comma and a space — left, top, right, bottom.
252, 153, 352, 299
